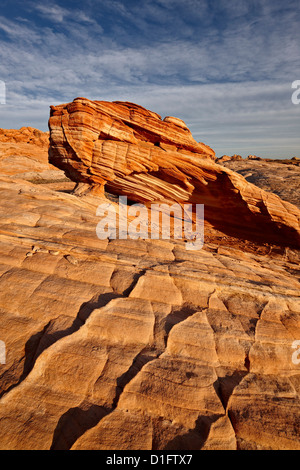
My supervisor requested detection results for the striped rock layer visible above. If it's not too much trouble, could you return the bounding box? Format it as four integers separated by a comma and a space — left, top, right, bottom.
48, 98, 300, 248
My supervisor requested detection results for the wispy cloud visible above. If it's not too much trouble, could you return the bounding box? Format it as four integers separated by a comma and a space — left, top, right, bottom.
33, 2, 99, 26
0, 0, 299, 157
0, 16, 42, 43
34, 4, 69, 23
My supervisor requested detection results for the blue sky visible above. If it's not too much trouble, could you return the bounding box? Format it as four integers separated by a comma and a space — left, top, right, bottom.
0, 0, 300, 157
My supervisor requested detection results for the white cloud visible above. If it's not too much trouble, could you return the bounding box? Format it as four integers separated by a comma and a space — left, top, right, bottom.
33, 3, 99, 26
0, 1, 299, 157
34, 4, 68, 23
1, 78, 299, 158
0, 16, 42, 43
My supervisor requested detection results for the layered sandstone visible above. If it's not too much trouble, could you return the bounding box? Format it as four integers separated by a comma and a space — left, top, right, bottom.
0, 127, 48, 146
0, 175, 299, 450
48, 98, 300, 248
0, 177, 300, 449
0, 104, 300, 451
0, 127, 50, 175
0, 127, 70, 189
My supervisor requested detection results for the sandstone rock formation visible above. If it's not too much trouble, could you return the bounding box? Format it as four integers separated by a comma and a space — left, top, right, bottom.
0, 103, 300, 450
48, 98, 300, 248
217, 154, 243, 163
231, 154, 243, 161
0, 127, 50, 175
0, 127, 74, 191
0, 126, 48, 146
216, 153, 243, 163
0, 174, 299, 450
247, 155, 261, 161
217, 155, 232, 163
48, 98, 215, 198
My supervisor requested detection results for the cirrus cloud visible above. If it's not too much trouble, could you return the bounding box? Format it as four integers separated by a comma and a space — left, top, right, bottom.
0, 0, 299, 158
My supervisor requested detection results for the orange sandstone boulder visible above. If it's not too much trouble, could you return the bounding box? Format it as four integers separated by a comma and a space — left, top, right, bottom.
48, 98, 300, 248
48, 97, 215, 193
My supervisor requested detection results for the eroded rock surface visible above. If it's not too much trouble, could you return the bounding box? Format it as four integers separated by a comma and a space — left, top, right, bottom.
0, 174, 299, 450
0, 127, 50, 176
0, 127, 73, 190
0, 106, 300, 450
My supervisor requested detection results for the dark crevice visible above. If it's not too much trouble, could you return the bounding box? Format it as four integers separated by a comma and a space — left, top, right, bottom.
164, 304, 199, 348
50, 302, 201, 450
0, 321, 52, 399
161, 414, 223, 450
122, 269, 147, 297
212, 370, 249, 449
0, 291, 123, 400
221, 295, 267, 339
76, 291, 122, 323
244, 354, 250, 372
50, 404, 110, 450
213, 371, 248, 411
112, 347, 161, 410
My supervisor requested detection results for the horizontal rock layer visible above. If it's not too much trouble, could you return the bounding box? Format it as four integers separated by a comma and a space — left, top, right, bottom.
48, 98, 300, 248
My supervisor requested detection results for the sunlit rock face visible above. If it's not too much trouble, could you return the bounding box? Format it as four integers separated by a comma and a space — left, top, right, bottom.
49, 98, 300, 248
0, 126, 69, 186
0, 175, 299, 450
0, 103, 300, 451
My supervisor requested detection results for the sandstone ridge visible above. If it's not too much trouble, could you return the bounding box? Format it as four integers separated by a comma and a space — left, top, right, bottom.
49, 98, 300, 248
0, 127, 49, 147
